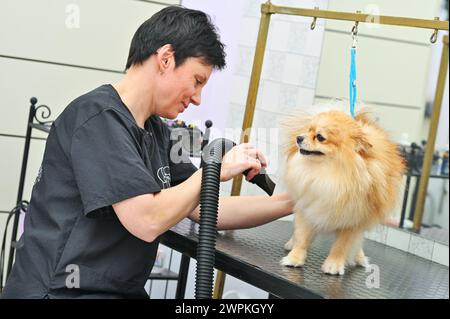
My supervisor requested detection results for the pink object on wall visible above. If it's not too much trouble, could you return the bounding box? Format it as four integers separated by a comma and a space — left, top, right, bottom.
180, 0, 246, 137
18, 210, 25, 237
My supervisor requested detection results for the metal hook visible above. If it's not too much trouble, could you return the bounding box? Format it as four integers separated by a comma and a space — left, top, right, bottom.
430, 17, 440, 44
351, 23, 359, 35
351, 21, 359, 48
430, 29, 439, 43
352, 11, 361, 35
311, 17, 317, 30
311, 7, 319, 30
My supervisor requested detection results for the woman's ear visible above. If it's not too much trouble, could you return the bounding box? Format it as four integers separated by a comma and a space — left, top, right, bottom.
156, 44, 175, 72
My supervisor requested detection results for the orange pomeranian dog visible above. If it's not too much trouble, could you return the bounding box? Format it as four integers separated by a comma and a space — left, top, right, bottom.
280, 107, 404, 275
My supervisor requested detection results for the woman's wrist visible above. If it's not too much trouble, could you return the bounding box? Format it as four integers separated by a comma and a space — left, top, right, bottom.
273, 192, 295, 214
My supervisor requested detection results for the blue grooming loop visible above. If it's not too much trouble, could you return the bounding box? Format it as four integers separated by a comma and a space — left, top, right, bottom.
349, 22, 358, 118
350, 46, 357, 118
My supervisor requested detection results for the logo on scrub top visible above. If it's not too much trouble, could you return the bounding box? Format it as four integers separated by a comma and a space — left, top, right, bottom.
157, 166, 171, 189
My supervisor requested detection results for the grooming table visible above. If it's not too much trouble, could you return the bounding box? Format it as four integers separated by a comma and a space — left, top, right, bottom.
160, 219, 449, 299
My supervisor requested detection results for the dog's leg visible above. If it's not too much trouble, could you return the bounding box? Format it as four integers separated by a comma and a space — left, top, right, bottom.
355, 248, 370, 268
322, 228, 364, 275
284, 236, 294, 251
284, 214, 297, 250
280, 214, 314, 267
346, 236, 369, 268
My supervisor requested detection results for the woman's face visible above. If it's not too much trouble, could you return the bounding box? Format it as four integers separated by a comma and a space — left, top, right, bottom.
155, 56, 213, 119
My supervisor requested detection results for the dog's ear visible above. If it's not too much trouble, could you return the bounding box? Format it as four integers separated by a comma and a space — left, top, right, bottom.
354, 130, 372, 157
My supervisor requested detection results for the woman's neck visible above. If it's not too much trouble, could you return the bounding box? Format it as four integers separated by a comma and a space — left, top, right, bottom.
113, 70, 155, 129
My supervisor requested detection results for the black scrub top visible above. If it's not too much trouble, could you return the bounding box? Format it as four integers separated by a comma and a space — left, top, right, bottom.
2, 84, 197, 299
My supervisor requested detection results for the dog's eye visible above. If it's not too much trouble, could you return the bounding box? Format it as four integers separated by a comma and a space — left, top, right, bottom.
316, 134, 326, 142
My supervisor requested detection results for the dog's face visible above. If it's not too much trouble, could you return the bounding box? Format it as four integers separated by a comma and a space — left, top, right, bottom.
286, 111, 372, 161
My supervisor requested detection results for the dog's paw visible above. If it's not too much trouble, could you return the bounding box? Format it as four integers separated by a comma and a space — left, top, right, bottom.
355, 254, 370, 268
322, 257, 345, 275
284, 238, 294, 251
280, 256, 305, 267
347, 256, 369, 268
280, 250, 306, 267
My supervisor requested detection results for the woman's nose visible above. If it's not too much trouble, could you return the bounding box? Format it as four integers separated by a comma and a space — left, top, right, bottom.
191, 91, 201, 106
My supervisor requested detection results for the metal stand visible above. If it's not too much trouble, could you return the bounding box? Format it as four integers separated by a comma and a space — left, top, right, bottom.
175, 254, 190, 299
215, 1, 449, 299
399, 172, 449, 230
6, 98, 52, 278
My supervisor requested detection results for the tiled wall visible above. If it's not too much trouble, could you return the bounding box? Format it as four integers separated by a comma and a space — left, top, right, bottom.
223, 0, 330, 198
366, 225, 449, 266
318, 0, 449, 267
221, 0, 449, 293
315, 0, 442, 143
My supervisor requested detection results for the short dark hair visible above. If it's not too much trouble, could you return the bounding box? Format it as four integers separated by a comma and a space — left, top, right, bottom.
125, 6, 226, 70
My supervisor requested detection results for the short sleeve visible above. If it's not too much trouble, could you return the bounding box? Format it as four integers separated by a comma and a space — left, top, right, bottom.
169, 158, 198, 187
70, 110, 162, 217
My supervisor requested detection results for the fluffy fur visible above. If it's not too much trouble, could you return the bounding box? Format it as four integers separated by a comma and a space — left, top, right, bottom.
279, 106, 404, 275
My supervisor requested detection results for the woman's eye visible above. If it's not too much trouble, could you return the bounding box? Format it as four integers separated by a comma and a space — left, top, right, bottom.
195, 78, 203, 86
316, 134, 326, 142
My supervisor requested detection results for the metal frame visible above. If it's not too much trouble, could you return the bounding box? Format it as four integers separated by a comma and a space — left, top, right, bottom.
219, 0, 449, 299
413, 35, 449, 231
6, 98, 52, 277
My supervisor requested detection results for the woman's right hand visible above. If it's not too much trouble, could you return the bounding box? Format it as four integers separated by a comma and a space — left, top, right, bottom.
220, 143, 268, 182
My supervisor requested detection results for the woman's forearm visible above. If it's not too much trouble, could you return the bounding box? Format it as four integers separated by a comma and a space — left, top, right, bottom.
114, 168, 204, 242
149, 168, 203, 235
217, 193, 294, 230
189, 193, 294, 230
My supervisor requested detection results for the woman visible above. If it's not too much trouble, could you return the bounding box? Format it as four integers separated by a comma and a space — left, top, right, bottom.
2, 6, 293, 299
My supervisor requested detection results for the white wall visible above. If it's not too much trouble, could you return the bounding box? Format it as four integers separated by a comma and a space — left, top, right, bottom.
0, 0, 179, 289
314, 0, 442, 143
224, 0, 329, 197
0, 0, 180, 210
178, 0, 246, 139
314, 0, 446, 224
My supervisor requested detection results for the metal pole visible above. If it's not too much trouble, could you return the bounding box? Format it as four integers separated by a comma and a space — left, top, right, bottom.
214, 1, 273, 300
212, 269, 226, 299
399, 174, 412, 228
413, 35, 449, 232
230, 2, 273, 197
7, 97, 37, 276
175, 254, 190, 299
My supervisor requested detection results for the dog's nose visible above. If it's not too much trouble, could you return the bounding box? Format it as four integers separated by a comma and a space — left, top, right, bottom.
296, 136, 305, 145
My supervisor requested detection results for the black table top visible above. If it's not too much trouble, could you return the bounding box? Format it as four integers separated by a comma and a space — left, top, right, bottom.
160, 219, 449, 299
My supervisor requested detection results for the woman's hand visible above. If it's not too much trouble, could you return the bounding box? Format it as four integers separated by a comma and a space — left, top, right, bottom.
220, 143, 268, 182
